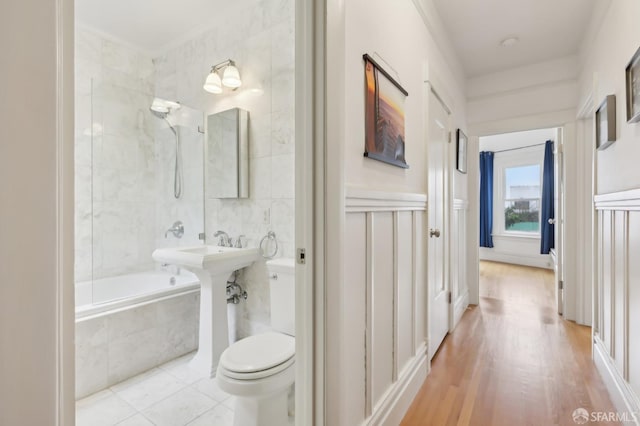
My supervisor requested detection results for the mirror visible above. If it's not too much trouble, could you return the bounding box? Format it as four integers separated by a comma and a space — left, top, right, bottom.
205, 108, 249, 198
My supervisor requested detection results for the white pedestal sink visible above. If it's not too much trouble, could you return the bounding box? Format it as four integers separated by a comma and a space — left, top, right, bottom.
152, 245, 260, 377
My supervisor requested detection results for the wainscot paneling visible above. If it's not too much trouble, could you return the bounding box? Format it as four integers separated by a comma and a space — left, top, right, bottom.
330, 188, 428, 426
452, 199, 469, 328
593, 189, 640, 422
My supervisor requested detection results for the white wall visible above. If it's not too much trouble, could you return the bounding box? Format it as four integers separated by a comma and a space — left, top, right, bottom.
325, 0, 468, 424
578, 0, 640, 415
0, 0, 74, 424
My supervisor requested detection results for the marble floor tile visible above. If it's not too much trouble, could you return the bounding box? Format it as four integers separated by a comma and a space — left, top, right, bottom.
111, 368, 188, 411
141, 387, 216, 426
159, 353, 208, 385
114, 413, 155, 426
76, 389, 136, 426
186, 403, 234, 426
191, 376, 232, 403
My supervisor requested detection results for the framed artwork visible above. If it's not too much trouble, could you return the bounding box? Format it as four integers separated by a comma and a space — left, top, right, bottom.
456, 129, 467, 173
363, 54, 409, 169
595, 95, 616, 150
626, 46, 640, 123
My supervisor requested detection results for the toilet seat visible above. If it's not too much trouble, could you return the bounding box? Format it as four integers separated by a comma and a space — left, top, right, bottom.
219, 332, 295, 380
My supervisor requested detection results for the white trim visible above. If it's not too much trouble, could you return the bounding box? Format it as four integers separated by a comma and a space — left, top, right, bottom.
479, 248, 552, 270
57, 0, 74, 424
593, 336, 640, 425
595, 188, 640, 210
346, 187, 428, 212
453, 199, 469, 210
363, 343, 428, 426
295, 0, 322, 424
453, 290, 469, 328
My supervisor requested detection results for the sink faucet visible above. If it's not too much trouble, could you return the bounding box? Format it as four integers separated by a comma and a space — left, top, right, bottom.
165, 221, 184, 238
214, 230, 231, 247
233, 235, 246, 248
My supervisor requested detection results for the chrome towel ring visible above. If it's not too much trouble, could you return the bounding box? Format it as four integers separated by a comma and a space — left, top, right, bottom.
259, 231, 278, 259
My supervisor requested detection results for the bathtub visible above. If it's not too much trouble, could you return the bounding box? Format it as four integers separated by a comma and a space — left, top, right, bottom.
75, 270, 201, 398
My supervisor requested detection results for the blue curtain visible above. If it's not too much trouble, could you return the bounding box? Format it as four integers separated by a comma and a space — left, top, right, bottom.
540, 140, 555, 254
479, 151, 494, 248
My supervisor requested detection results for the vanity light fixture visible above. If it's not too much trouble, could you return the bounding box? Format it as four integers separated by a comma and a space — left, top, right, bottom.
203, 59, 242, 93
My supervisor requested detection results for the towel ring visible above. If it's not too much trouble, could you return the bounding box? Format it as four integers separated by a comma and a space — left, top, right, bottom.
259, 231, 278, 259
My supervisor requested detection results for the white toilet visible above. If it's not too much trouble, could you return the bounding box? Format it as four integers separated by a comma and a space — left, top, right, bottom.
216, 258, 295, 426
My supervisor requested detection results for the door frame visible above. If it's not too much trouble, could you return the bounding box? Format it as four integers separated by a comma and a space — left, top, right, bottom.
55, 1, 325, 425
425, 82, 453, 359
468, 116, 579, 321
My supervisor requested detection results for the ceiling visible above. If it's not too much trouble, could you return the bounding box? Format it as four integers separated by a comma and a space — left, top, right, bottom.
76, 0, 232, 55
432, 0, 597, 77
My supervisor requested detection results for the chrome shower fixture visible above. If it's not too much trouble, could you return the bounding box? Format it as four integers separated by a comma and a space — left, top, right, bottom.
150, 98, 181, 117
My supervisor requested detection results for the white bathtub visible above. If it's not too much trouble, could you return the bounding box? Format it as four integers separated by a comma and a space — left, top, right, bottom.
75, 270, 201, 398
75, 270, 200, 319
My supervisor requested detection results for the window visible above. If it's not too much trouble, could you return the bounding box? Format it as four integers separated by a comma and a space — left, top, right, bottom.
503, 164, 541, 233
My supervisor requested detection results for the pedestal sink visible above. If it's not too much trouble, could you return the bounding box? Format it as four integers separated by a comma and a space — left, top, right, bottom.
152, 245, 260, 377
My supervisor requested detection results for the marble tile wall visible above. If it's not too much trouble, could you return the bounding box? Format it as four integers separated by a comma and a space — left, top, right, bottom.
153, 0, 295, 339
75, 28, 157, 282
75, 291, 199, 399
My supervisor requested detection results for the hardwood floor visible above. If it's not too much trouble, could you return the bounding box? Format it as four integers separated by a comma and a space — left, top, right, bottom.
401, 261, 618, 426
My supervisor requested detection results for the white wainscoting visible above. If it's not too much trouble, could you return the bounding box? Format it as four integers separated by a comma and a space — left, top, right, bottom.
327, 188, 428, 426
452, 199, 469, 328
593, 188, 640, 424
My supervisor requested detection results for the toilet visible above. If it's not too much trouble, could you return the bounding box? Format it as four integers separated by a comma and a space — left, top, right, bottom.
216, 258, 295, 426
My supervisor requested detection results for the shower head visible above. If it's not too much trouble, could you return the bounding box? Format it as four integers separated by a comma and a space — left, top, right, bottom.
150, 98, 181, 118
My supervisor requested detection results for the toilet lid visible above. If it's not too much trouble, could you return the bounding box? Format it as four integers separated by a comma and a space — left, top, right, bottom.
220, 332, 295, 373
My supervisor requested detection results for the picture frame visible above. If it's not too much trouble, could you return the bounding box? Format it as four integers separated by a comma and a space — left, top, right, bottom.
456, 129, 467, 173
625, 46, 640, 123
363, 54, 409, 169
595, 94, 616, 150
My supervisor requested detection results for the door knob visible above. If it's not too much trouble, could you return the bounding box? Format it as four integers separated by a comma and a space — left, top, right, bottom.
548, 218, 556, 225
429, 228, 441, 238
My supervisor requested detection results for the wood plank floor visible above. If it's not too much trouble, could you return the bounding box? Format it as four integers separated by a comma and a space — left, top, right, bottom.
401, 261, 618, 426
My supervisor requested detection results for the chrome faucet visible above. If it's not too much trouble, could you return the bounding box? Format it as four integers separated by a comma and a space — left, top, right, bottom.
233, 235, 246, 248
165, 221, 184, 238
214, 230, 231, 247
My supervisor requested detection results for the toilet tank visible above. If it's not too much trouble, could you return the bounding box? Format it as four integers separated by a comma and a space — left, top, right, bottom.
266, 258, 295, 336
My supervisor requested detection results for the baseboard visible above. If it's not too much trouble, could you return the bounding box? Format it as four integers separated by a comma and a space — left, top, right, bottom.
453, 290, 469, 329
479, 250, 552, 270
593, 336, 640, 425
364, 343, 428, 426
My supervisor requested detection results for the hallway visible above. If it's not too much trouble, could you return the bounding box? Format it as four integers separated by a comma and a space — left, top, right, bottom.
401, 261, 618, 426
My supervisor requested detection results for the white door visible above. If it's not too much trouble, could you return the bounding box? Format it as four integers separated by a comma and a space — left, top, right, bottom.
554, 129, 564, 315
428, 89, 450, 360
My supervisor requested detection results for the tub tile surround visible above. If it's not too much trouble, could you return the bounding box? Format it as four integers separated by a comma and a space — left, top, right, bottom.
76, 292, 199, 398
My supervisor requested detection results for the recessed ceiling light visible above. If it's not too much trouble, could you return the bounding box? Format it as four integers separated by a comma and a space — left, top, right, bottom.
500, 37, 519, 48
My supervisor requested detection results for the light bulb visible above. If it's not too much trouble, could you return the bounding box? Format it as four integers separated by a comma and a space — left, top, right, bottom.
222, 64, 242, 88
203, 71, 223, 94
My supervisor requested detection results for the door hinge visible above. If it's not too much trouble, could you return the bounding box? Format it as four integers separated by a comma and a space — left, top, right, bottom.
559, 280, 564, 290
448, 291, 452, 304
448, 132, 452, 143
297, 248, 306, 264
198, 232, 206, 241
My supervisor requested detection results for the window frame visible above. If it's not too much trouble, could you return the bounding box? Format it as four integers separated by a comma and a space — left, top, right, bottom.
493, 146, 545, 238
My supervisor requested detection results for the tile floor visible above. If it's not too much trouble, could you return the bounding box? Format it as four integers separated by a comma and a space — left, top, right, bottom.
76, 352, 236, 426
